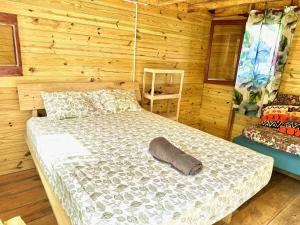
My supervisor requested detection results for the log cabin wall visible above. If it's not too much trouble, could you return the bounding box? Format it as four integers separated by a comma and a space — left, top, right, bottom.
198, 1, 300, 140
0, 0, 211, 175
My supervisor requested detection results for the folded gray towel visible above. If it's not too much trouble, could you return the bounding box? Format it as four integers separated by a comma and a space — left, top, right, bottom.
149, 137, 203, 175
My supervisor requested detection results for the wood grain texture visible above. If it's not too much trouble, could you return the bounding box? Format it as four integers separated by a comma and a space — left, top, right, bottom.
189, 0, 282, 11
267, 195, 300, 225
0, 0, 211, 175
199, 83, 233, 138
0, 170, 299, 225
0, 12, 23, 76
0, 169, 54, 224
0, 25, 16, 65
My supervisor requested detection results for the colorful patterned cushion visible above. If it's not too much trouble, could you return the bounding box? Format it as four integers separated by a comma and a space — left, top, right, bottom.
41, 91, 96, 120
271, 94, 300, 106
278, 106, 300, 137
259, 105, 289, 128
243, 125, 300, 155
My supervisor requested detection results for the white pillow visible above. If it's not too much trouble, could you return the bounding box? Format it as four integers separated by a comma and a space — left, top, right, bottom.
41, 91, 96, 120
84, 89, 141, 114
83, 90, 116, 114
111, 89, 142, 113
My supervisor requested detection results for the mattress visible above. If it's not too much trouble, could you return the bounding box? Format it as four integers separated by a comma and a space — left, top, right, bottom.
27, 110, 274, 225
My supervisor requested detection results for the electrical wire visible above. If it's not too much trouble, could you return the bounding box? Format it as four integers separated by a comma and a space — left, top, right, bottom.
123, 0, 148, 82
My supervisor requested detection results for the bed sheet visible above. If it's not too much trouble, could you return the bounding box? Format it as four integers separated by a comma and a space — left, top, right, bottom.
27, 111, 273, 225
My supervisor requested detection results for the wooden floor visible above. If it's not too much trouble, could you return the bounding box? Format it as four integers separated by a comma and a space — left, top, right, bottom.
0, 169, 299, 225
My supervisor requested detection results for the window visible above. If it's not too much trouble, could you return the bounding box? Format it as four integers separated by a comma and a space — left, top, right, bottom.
204, 20, 246, 85
0, 12, 22, 76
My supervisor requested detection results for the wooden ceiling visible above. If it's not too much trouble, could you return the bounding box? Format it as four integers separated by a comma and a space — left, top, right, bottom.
139, 0, 298, 12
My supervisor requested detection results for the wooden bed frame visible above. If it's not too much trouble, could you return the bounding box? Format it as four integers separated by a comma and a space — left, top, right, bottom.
17, 81, 232, 225
25, 134, 72, 225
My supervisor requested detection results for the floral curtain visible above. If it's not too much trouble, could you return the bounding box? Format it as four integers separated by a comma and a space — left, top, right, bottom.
233, 6, 299, 117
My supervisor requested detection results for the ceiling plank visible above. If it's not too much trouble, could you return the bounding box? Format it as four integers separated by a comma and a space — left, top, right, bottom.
159, 0, 187, 6
138, 0, 159, 5
158, 0, 209, 6
188, 0, 278, 11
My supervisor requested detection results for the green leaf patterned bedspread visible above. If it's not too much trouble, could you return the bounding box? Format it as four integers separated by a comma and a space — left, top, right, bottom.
27, 111, 273, 225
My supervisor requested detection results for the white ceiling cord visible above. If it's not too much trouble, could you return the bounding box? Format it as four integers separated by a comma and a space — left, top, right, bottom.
123, 0, 147, 82
133, 2, 138, 82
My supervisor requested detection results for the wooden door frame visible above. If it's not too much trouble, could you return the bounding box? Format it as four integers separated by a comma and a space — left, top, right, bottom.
204, 19, 246, 86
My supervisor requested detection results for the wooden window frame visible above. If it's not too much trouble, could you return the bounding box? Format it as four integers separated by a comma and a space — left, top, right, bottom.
204, 20, 246, 85
0, 12, 23, 76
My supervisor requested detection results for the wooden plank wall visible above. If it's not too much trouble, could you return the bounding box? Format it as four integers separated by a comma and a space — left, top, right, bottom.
198, 1, 300, 139
0, 0, 211, 175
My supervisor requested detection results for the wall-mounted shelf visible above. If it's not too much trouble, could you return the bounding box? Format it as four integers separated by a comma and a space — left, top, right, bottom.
142, 68, 184, 121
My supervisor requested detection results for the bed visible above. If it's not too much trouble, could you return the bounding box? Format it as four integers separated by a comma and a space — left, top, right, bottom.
18, 82, 274, 225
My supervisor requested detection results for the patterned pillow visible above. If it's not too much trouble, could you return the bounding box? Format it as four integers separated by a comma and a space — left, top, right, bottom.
41, 91, 96, 120
278, 106, 300, 137
83, 90, 116, 114
110, 89, 142, 113
272, 94, 300, 106
259, 105, 289, 128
